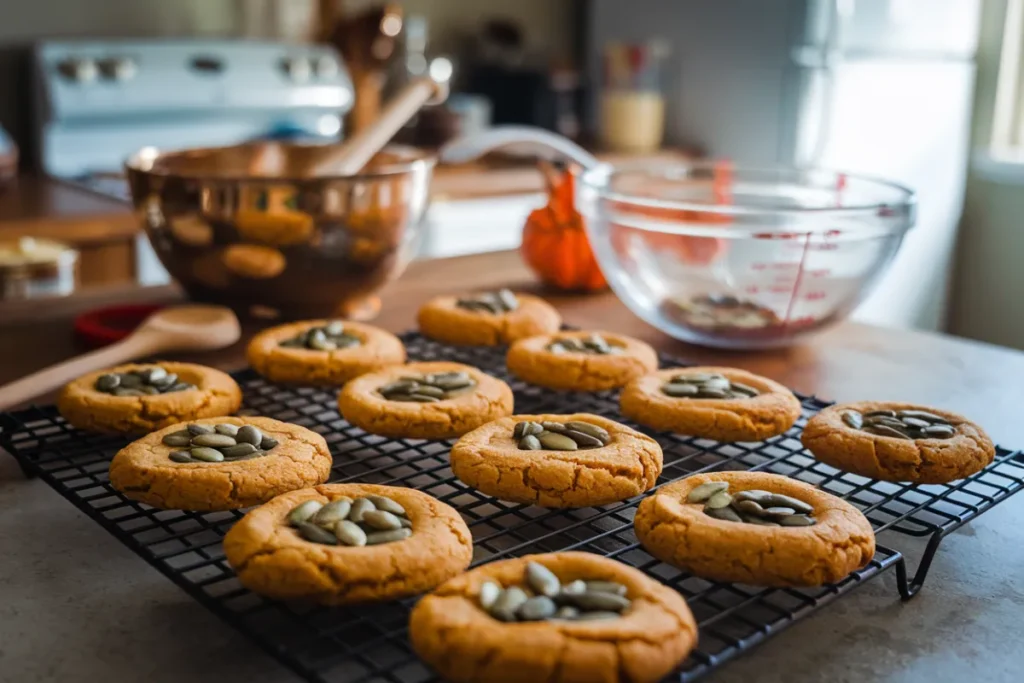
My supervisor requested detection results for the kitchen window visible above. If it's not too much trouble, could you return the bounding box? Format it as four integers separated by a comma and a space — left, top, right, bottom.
977, 0, 1024, 181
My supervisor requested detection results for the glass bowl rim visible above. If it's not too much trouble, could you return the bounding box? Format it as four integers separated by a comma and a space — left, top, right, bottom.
124, 142, 437, 183
578, 161, 917, 221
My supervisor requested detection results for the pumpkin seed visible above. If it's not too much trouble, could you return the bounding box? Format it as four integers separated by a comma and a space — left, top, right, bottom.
518, 596, 557, 621
215, 423, 239, 436
565, 422, 611, 442
325, 320, 345, 336
922, 424, 956, 438
312, 499, 353, 527
296, 522, 337, 545
362, 510, 403, 531
554, 606, 580, 620
162, 431, 192, 447
897, 409, 946, 423
456, 290, 518, 314
901, 417, 930, 429
705, 491, 733, 509
545, 333, 622, 355
334, 520, 368, 546
733, 489, 773, 503
729, 382, 760, 397
841, 411, 863, 429
687, 481, 730, 503
119, 374, 142, 388
526, 562, 561, 597
734, 500, 766, 516
187, 423, 213, 436
763, 494, 814, 515
519, 435, 542, 450
348, 498, 376, 522
399, 517, 413, 529
697, 388, 729, 399
366, 528, 412, 545
190, 447, 224, 462
221, 443, 257, 458
864, 409, 897, 418
865, 424, 912, 440
779, 514, 817, 527
490, 587, 529, 621
574, 611, 621, 622
113, 388, 145, 397
139, 385, 160, 396
191, 433, 237, 448
236, 425, 263, 446
761, 506, 797, 518
412, 385, 445, 398
561, 580, 587, 596
743, 515, 780, 527
513, 422, 527, 439
95, 374, 120, 391
567, 591, 630, 612
538, 433, 578, 451
366, 495, 405, 516
169, 451, 193, 463
585, 581, 627, 596
564, 430, 605, 448
479, 581, 502, 609
705, 506, 743, 523
288, 500, 324, 525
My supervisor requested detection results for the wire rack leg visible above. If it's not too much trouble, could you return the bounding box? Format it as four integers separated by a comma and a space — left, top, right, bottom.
894, 531, 945, 600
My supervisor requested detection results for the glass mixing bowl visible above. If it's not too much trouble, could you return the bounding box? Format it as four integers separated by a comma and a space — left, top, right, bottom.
577, 163, 916, 349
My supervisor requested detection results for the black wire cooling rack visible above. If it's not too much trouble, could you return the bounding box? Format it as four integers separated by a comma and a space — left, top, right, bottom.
2, 331, 1022, 683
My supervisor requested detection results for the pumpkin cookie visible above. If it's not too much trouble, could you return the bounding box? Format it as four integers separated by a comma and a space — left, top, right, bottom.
246, 319, 406, 386
450, 413, 662, 507
109, 416, 331, 511
506, 331, 658, 391
338, 361, 514, 440
802, 402, 995, 484
620, 367, 801, 442
635, 472, 875, 586
224, 483, 473, 604
57, 362, 242, 434
417, 289, 561, 346
410, 552, 697, 683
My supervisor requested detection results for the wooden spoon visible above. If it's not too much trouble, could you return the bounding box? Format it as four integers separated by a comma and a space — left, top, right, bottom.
0, 304, 241, 410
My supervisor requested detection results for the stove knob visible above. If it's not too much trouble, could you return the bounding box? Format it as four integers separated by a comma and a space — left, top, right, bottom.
98, 56, 137, 81
312, 56, 339, 78
57, 57, 98, 83
280, 57, 312, 83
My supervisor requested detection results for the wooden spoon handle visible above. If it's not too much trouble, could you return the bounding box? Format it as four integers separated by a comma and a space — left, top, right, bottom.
304, 77, 443, 177
0, 334, 161, 411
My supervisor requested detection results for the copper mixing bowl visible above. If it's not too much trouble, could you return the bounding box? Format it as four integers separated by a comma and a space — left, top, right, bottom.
125, 142, 435, 320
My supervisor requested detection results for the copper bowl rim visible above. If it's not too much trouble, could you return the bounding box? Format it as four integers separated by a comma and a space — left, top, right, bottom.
123, 142, 437, 183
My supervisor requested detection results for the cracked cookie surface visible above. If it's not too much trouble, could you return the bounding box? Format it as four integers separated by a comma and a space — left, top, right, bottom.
450, 413, 662, 508
409, 551, 697, 683
224, 483, 473, 604
57, 362, 242, 434
338, 361, 514, 440
109, 416, 331, 511
417, 293, 561, 346
246, 320, 406, 386
620, 367, 801, 442
634, 472, 875, 586
802, 402, 995, 484
506, 331, 658, 391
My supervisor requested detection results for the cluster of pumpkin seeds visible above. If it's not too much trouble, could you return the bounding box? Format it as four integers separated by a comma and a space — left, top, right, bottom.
514, 420, 611, 451
287, 495, 412, 547
163, 423, 279, 463
687, 481, 817, 527
479, 562, 631, 623
842, 408, 956, 440
455, 289, 519, 314
661, 372, 759, 400
279, 321, 360, 351
672, 294, 781, 330
378, 371, 476, 403
546, 334, 622, 355
95, 367, 196, 397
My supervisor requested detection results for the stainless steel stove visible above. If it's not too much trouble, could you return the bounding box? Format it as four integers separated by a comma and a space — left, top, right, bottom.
32, 38, 353, 282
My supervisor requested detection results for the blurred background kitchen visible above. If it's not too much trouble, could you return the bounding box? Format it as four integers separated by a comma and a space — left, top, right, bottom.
0, 0, 1022, 350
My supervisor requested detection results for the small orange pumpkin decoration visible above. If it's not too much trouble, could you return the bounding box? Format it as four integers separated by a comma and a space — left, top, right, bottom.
521, 163, 607, 292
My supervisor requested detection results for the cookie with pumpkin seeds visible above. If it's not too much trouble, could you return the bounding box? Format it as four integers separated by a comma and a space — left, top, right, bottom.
506, 330, 658, 391
417, 289, 561, 346
620, 367, 801, 442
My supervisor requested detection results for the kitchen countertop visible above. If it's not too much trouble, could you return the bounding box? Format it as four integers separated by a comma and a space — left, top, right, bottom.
1, 250, 1022, 683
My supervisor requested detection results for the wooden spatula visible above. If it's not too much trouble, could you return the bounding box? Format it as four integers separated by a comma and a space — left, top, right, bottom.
0, 304, 241, 410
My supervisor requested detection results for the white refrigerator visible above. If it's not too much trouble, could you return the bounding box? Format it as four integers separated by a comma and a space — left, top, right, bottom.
588, 0, 981, 330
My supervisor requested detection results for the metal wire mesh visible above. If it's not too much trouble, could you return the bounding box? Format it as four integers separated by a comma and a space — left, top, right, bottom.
1, 331, 1022, 683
